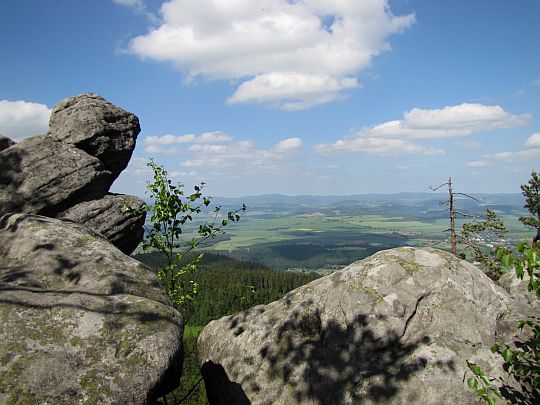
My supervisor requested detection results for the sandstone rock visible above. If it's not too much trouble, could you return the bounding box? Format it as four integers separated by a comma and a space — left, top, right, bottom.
198, 247, 522, 405
0, 94, 145, 252
48, 93, 140, 179
0, 214, 183, 404
57, 194, 146, 255
0, 134, 15, 151
0, 136, 112, 217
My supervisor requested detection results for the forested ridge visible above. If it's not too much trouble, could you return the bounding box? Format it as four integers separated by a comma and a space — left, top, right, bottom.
133, 252, 320, 326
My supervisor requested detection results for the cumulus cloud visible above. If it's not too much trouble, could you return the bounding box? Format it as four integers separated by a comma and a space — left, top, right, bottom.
144, 131, 304, 175
144, 131, 233, 152
0, 100, 51, 141
274, 137, 302, 152
313, 137, 444, 157
525, 132, 540, 147
464, 148, 540, 169
464, 160, 490, 168
314, 103, 529, 157
227, 73, 359, 110
366, 103, 530, 139
128, 0, 415, 109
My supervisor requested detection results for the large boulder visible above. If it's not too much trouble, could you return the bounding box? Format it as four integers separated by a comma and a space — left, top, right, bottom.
48, 93, 140, 179
0, 94, 145, 254
0, 136, 113, 217
57, 194, 146, 255
198, 247, 522, 405
0, 213, 183, 404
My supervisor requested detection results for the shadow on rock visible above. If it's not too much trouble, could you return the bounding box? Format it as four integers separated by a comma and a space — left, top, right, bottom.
202, 361, 251, 405
259, 308, 448, 404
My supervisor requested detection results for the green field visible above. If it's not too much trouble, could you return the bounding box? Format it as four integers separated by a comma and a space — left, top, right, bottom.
138, 193, 532, 272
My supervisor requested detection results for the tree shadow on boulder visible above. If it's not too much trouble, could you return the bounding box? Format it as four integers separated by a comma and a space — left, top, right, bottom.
257, 306, 454, 404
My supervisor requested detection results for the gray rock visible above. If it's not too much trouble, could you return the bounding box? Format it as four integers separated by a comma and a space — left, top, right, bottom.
0, 134, 15, 151
57, 194, 146, 255
0, 213, 183, 404
0, 136, 113, 217
0, 94, 146, 251
48, 93, 140, 179
198, 247, 523, 405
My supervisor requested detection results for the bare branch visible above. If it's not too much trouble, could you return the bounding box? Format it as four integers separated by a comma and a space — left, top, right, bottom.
455, 210, 482, 218
428, 182, 449, 192
453, 192, 483, 202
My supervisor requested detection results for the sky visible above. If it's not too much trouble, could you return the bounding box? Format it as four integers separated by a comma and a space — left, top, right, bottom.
1, 0, 539, 197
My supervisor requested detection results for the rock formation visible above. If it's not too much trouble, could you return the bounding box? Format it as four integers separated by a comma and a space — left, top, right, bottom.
198, 247, 532, 405
0, 93, 145, 254
0, 213, 183, 404
48, 93, 140, 180
0, 135, 15, 151
57, 194, 146, 256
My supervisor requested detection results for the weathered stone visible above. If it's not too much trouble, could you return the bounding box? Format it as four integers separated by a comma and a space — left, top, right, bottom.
48, 93, 140, 179
0, 213, 183, 404
0, 136, 112, 217
198, 247, 526, 405
0, 134, 15, 151
57, 194, 146, 255
0, 94, 146, 251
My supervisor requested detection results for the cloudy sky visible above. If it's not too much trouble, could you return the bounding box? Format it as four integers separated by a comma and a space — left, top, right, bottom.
1, 0, 539, 197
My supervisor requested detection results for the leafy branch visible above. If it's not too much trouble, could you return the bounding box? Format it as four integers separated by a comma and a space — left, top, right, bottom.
125, 159, 246, 314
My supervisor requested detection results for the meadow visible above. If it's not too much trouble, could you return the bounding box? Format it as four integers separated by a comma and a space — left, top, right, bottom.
187, 193, 531, 272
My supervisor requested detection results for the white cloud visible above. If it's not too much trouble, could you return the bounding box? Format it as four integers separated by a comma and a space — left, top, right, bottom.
227, 73, 359, 110
128, 0, 415, 109
525, 132, 540, 147
274, 137, 302, 152
464, 160, 490, 168
314, 102, 529, 157
366, 103, 530, 140
170, 170, 197, 178
465, 148, 540, 168
112, 0, 158, 22
122, 157, 152, 176
112, 0, 144, 9
144, 131, 304, 176
533, 77, 540, 86
144, 131, 233, 146
313, 137, 445, 157
0, 100, 52, 141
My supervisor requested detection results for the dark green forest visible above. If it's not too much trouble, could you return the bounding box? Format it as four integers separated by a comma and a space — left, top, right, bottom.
134, 252, 320, 404
134, 251, 319, 326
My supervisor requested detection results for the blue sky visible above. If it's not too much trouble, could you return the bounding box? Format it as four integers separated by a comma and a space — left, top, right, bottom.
1, 0, 539, 197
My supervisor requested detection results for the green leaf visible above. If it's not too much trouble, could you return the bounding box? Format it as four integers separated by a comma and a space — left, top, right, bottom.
485, 397, 495, 405
467, 377, 478, 389
468, 362, 482, 375
502, 347, 513, 362
501, 255, 512, 268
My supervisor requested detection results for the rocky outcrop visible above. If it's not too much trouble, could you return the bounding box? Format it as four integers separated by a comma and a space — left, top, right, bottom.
48, 93, 140, 179
0, 135, 15, 151
57, 194, 146, 255
0, 136, 113, 216
0, 213, 183, 404
198, 247, 529, 405
0, 94, 144, 254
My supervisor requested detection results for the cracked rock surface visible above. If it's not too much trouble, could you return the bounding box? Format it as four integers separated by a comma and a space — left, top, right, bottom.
0, 213, 183, 404
198, 247, 519, 405
0, 93, 145, 254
